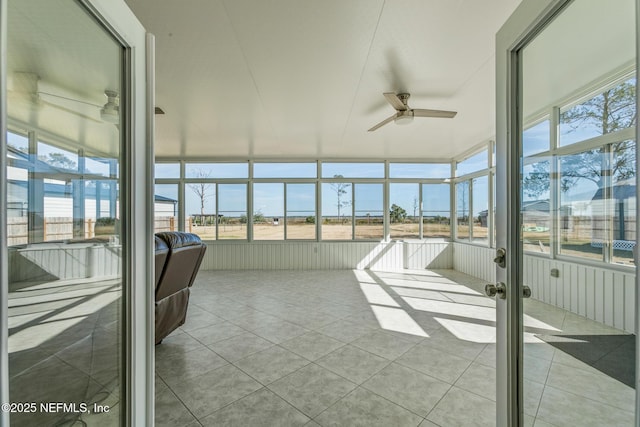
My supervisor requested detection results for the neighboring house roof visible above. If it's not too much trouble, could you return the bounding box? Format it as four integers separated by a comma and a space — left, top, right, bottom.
592, 184, 636, 201
8, 180, 177, 203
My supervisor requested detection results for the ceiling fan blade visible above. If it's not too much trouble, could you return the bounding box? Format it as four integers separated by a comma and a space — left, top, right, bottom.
412, 108, 457, 118
383, 92, 408, 111
368, 113, 397, 132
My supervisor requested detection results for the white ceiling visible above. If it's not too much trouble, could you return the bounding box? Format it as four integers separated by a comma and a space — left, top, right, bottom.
7, 0, 122, 157
125, 0, 522, 160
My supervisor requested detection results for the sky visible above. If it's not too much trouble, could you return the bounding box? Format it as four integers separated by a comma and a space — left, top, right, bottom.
155, 162, 457, 219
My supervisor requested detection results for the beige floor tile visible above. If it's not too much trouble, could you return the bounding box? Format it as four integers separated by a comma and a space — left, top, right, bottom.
156, 346, 228, 385
315, 387, 424, 427
351, 330, 417, 360
281, 331, 345, 361
268, 364, 357, 418
207, 331, 274, 361
427, 386, 495, 427
155, 388, 198, 427
234, 345, 310, 384
186, 321, 246, 345
169, 364, 262, 419
363, 362, 450, 416
396, 342, 472, 384
536, 385, 634, 427
454, 362, 496, 401
316, 344, 390, 384
317, 318, 373, 343
200, 388, 310, 427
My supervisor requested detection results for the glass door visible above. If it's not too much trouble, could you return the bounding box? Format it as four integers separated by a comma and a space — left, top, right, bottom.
496, 0, 638, 425
1, 0, 152, 425
5, 1, 125, 425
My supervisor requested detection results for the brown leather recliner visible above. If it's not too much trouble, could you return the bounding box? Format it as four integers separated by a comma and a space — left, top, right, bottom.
154, 232, 207, 344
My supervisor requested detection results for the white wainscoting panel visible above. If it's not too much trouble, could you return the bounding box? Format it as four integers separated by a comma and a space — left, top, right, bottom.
9, 243, 121, 284
201, 241, 452, 271
453, 243, 636, 334
524, 255, 635, 334
452, 243, 496, 283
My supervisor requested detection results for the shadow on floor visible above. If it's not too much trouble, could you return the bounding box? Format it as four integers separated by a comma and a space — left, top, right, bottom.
538, 334, 635, 388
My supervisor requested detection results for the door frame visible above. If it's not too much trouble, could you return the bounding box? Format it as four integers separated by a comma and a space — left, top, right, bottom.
0, 1, 154, 425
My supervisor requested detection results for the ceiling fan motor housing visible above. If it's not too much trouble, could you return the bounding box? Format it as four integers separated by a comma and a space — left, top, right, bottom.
395, 109, 414, 125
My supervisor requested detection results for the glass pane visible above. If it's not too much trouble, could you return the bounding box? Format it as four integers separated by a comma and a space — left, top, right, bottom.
218, 184, 247, 239
520, 1, 636, 425
7, 163, 28, 246
321, 162, 384, 178
523, 119, 550, 157
85, 156, 111, 177
456, 150, 488, 176
354, 184, 383, 240
253, 183, 284, 240
422, 184, 451, 239
560, 77, 637, 147
389, 163, 450, 179
7, 0, 124, 424
154, 184, 179, 232
155, 162, 180, 178
321, 182, 353, 239
253, 162, 317, 178
38, 141, 78, 171
185, 162, 248, 178
286, 184, 316, 240
522, 159, 551, 253
7, 130, 28, 154
558, 149, 605, 260
456, 181, 469, 239
611, 140, 636, 265
472, 176, 489, 243
185, 181, 216, 239
389, 183, 419, 239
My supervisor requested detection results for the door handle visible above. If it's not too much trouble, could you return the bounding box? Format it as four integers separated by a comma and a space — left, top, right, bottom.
494, 248, 506, 268
523, 285, 531, 298
485, 282, 506, 299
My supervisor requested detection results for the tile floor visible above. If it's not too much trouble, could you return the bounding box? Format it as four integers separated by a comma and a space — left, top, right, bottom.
155, 269, 635, 427
8, 277, 122, 426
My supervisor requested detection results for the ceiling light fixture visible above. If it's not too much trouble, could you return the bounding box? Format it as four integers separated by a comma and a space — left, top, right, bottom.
100, 90, 119, 124
394, 110, 414, 125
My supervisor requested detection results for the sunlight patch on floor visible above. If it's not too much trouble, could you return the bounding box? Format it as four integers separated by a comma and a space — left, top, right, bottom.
371, 305, 429, 337
404, 297, 496, 322
382, 277, 482, 295
435, 317, 550, 344
359, 283, 400, 307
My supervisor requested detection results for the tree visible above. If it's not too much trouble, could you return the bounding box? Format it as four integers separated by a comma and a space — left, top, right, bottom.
524, 79, 636, 198
457, 181, 469, 223
390, 204, 407, 223
253, 210, 265, 223
329, 175, 351, 222
412, 197, 419, 221
39, 152, 77, 170
187, 169, 214, 225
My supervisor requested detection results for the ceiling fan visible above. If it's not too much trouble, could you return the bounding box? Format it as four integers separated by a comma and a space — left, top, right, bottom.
368, 92, 457, 131
8, 72, 120, 124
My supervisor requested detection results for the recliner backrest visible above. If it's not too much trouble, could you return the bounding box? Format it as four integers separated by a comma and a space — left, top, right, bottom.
154, 232, 206, 301
154, 235, 169, 288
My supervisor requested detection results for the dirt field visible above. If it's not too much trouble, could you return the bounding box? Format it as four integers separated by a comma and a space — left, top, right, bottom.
186, 223, 452, 240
